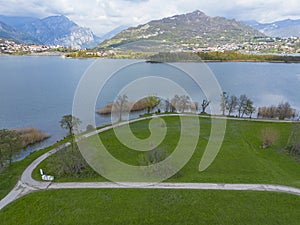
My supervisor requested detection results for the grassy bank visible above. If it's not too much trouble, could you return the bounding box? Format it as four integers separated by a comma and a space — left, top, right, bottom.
0, 189, 299, 225
34, 117, 300, 187
2, 116, 300, 224
0, 138, 70, 200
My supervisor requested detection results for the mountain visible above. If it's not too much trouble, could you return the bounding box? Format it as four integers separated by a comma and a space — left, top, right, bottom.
0, 15, 38, 30
19, 15, 100, 49
0, 21, 39, 44
98, 10, 264, 51
0, 15, 100, 48
101, 25, 129, 41
243, 19, 300, 37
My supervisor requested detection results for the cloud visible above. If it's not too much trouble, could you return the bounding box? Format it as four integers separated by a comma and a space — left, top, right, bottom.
0, 0, 299, 36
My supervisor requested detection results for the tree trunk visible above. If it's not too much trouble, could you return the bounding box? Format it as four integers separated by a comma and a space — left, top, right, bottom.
9, 143, 12, 166
0, 150, 3, 169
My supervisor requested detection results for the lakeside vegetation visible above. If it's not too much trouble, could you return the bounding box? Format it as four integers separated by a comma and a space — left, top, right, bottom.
147, 51, 300, 63
14, 127, 49, 147
63, 49, 300, 63
0, 128, 49, 168
97, 96, 160, 115
1, 189, 299, 225
0, 137, 71, 200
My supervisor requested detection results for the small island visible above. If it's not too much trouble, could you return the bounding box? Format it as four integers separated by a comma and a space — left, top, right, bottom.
97, 96, 160, 115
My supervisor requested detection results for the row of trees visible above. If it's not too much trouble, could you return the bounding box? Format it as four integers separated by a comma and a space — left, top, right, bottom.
220, 92, 255, 117
257, 102, 296, 120
166, 95, 194, 113
112, 93, 298, 121
113, 94, 205, 117
165, 95, 211, 114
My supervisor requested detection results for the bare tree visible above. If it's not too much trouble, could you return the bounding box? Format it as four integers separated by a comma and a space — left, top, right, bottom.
179, 95, 190, 112
258, 102, 295, 120
171, 95, 180, 112
244, 99, 255, 118
201, 99, 210, 114
114, 94, 128, 121
277, 102, 296, 120
226, 95, 238, 116
220, 92, 228, 116
237, 94, 247, 117
194, 102, 199, 113
165, 98, 171, 112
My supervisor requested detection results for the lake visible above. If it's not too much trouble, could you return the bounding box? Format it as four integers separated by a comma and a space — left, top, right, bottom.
0, 56, 299, 159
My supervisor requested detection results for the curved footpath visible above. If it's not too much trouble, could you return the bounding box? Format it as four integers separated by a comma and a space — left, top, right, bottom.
1, 114, 300, 210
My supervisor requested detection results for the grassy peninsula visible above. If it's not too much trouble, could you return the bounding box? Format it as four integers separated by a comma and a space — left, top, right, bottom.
1, 116, 300, 224
34, 117, 300, 186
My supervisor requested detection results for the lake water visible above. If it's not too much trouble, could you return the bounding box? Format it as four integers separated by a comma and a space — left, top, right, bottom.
0, 56, 299, 159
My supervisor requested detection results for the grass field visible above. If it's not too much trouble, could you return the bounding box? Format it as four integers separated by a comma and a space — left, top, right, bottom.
34, 117, 300, 187
0, 138, 71, 200
2, 116, 300, 225
0, 189, 299, 225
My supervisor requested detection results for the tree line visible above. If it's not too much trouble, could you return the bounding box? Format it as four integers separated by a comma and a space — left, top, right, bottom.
110, 93, 298, 120
257, 102, 296, 120
147, 51, 300, 63
220, 92, 255, 118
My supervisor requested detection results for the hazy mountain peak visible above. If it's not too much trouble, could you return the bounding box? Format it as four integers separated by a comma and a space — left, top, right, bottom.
98, 10, 264, 51
244, 18, 300, 37
0, 20, 40, 44
0, 15, 100, 48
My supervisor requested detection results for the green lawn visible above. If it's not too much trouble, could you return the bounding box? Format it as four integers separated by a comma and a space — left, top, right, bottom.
2, 116, 300, 225
0, 189, 299, 225
34, 117, 300, 187
0, 138, 71, 200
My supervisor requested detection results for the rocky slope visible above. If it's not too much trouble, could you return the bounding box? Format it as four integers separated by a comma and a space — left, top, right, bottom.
98, 10, 264, 51
244, 19, 300, 37
0, 15, 100, 48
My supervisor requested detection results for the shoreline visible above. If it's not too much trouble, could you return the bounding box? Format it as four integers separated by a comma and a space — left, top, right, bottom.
3, 54, 299, 64
2, 53, 300, 63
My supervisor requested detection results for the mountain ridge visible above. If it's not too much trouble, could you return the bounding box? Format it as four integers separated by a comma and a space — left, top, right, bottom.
0, 15, 100, 48
243, 19, 300, 37
98, 10, 265, 51
0, 21, 40, 44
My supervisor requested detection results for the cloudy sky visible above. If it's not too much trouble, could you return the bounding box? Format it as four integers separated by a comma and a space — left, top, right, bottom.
0, 0, 299, 36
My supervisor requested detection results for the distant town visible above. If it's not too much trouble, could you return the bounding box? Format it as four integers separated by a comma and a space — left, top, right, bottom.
0, 39, 66, 55
1, 36, 300, 57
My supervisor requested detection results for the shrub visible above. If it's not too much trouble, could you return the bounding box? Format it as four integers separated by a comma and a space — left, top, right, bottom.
14, 127, 50, 147
261, 128, 279, 148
